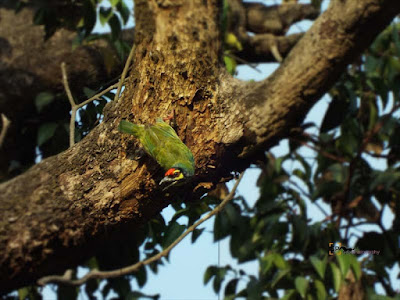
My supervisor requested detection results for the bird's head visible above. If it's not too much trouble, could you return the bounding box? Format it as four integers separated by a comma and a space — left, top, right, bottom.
159, 168, 185, 187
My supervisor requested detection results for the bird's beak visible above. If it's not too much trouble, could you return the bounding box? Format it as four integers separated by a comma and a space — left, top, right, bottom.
159, 176, 174, 185
162, 180, 179, 191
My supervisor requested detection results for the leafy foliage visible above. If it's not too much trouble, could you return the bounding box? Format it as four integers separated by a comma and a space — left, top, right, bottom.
6, 2, 400, 300
202, 21, 400, 299
15, 0, 131, 40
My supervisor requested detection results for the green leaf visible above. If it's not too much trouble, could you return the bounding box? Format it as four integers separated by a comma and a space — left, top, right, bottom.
35, 92, 54, 112
95, 99, 107, 114
83, 87, 97, 99
246, 277, 263, 299
336, 127, 359, 157
18, 286, 41, 300
58, 284, 78, 300
370, 170, 400, 191
291, 215, 308, 250
109, 277, 131, 298
310, 255, 326, 279
99, 7, 113, 26
271, 268, 291, 288
392, 24, 400, 57
336, 252, 351, 277
260, 253, 275, 275
84, 256, 99, 270
170, 208, 189, 223
320, 95, 349, 133
212, 267, 227, 293
224, 203, 241, 225
117, 1, 130, 24
204, 265, 218, 284
135, 266, 147, 287
18, 287, 30, 300
113, 39, 131, 61
85, 278, 99, 299
237, 239, 257, 263
281, 289, 297, 300
82, 0, 96, 36
108, 14, 121, 40
110, 0, 120, 7
37, 123, 58, 146
348, 255, 361, 280
295, 276, 308, 298
272, 253, 289, 270
224, 278, 238, 296
312, 181, 343, 200
102, 282, 112, 298
329, 262, 342, 293
161, 222, 185, 249
368, 76, 389, 107
224, 55, 236, 75
314, 280, 327, 300
191, 227, 205, 243
214, 212, 231, 241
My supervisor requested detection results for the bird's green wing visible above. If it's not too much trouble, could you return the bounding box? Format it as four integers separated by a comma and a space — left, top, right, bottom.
154, 118, 180, 139
152, 135, 195, 175
141, 125, 162, 156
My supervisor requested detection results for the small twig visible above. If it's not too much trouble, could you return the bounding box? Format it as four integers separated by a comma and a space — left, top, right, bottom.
61, 63, 76, 108
114, 43, 136, 102
270, 43, 283, 62
76, 81, 123, 110
38, 172, 245, 287
61, 63, 129, 147
61, 62, 77, 147
225, 52, 262, 73
314, 201, 330, 217
0, 114, 11, 148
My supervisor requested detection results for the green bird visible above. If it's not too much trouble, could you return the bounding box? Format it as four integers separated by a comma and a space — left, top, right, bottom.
119, 118, 195, 188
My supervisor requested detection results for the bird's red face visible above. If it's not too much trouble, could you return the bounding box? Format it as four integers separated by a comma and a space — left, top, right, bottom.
159, 168, 184, 186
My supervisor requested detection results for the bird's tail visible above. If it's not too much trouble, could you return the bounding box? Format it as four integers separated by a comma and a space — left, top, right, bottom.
118, 120, 142, 137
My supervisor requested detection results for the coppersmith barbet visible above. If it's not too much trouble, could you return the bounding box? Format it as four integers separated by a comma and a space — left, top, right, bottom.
119, 118, 195, 188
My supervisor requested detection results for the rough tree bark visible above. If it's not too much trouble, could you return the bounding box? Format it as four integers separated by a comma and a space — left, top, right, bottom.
0, 0, 310, 181
0, 0, 399, 294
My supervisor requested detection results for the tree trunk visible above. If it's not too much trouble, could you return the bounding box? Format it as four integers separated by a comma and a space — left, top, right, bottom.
0, 0, 399, 294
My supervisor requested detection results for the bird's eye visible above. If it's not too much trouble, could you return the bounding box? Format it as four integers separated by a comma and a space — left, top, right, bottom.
172, 171, 181, 177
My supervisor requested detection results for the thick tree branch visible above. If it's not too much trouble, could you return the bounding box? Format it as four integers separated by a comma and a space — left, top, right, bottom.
221, 0, 400, 156
238, 33, 303, 63
228, 0, 319, 63
37, 172, 244, 286
0, 0, 399, 294
244, 2, 320, 35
